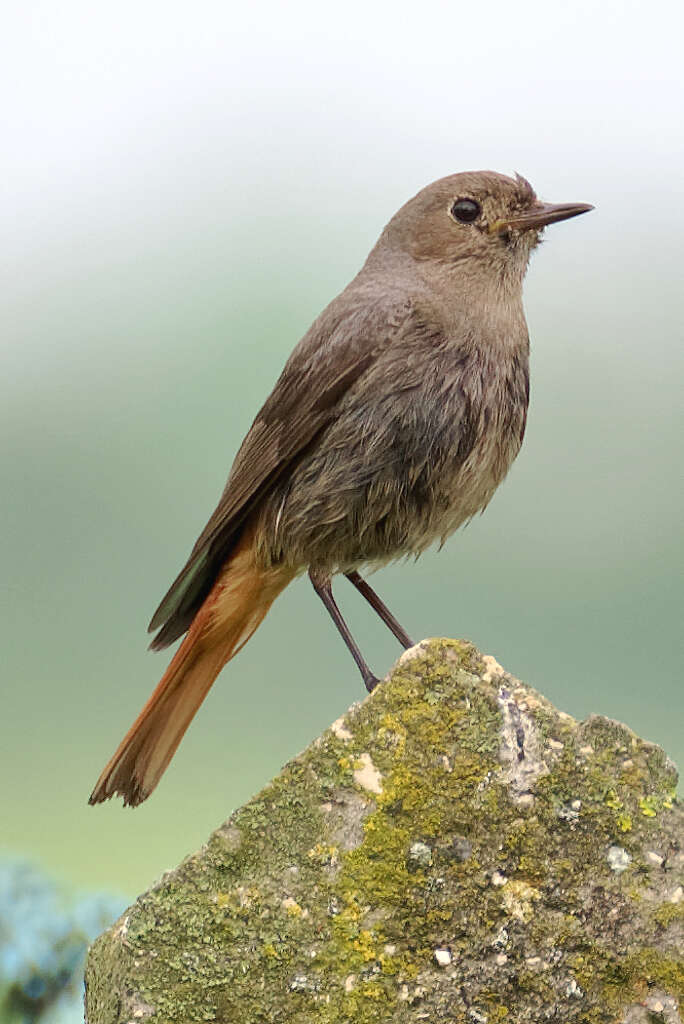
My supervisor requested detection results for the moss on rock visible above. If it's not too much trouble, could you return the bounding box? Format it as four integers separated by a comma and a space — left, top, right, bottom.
85, 639, 683, 1023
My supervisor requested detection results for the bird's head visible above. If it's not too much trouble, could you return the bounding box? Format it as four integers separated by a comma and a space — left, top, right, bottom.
378, 170, 592, 289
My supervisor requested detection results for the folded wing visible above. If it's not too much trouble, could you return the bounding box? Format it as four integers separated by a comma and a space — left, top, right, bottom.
148, 292, 416, 649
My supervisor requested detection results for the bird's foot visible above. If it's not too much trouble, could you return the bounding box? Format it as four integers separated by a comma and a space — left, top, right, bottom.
363, 670, 381, 693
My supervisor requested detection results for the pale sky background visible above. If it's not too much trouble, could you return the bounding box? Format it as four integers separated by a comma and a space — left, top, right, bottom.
1, 0, 683, 897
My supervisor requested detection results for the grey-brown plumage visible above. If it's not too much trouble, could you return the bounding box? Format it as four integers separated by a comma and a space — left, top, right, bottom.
90, 170, 592, 805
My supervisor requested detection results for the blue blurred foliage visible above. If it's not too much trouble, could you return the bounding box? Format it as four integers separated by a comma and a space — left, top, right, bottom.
0, 860, 125, 1024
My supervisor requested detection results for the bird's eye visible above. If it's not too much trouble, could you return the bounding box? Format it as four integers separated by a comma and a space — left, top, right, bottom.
450, 198, 481, 224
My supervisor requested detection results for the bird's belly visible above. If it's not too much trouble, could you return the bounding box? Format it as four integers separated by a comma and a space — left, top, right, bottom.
256, 377, 527, 573
393, 424, 522, 556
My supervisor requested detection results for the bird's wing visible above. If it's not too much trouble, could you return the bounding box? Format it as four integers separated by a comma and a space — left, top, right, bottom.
148, 292, 416, 649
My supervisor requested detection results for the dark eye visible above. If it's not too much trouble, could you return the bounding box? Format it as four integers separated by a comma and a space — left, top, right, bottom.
450, 198, 481, 223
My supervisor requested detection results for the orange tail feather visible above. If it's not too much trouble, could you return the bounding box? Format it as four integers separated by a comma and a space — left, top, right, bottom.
89, 532, 295, 807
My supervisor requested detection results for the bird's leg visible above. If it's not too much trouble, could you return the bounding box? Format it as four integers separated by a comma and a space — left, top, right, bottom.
344, 570, 414, 650
309, 570, 380, 692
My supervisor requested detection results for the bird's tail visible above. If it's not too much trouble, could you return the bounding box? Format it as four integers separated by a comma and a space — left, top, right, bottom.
89, 526, 295, 807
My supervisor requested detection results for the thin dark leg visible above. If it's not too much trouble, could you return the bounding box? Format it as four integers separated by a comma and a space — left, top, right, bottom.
309, 570, 380, 693
344, 570, 414, 650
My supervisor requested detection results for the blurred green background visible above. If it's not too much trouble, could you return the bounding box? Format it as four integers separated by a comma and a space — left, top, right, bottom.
2, 1, 682, 902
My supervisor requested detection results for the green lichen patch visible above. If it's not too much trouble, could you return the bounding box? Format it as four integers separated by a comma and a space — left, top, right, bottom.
85, 639, 683, 1024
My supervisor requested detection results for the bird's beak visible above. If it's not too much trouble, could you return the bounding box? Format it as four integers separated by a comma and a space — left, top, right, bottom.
494, 201, 594, 234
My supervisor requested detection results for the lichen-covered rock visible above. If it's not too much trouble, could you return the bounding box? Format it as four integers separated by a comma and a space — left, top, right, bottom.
85, 639, 683, 1023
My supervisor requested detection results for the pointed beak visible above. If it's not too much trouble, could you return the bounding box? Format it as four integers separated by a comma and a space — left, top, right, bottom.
499, 201, 594, 233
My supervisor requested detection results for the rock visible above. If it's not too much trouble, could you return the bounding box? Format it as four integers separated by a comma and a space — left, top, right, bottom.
407, 841, 433, 871
85, 639, 684, 1023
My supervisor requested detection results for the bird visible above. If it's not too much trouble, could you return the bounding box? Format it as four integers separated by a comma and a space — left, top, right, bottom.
89, 170, 592, 807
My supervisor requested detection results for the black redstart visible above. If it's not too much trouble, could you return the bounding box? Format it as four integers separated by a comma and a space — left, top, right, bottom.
90, 170, 592, 806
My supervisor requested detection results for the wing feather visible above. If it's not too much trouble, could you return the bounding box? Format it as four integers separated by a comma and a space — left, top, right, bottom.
148, 291, 414, 648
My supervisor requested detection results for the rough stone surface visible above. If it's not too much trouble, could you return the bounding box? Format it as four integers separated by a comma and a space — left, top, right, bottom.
85, 639, 683, 1023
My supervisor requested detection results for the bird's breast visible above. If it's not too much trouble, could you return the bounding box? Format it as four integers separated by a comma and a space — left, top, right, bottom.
398, 341, 530, 551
